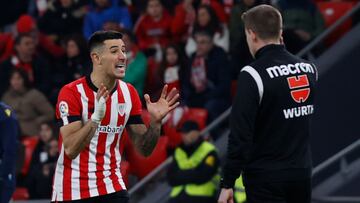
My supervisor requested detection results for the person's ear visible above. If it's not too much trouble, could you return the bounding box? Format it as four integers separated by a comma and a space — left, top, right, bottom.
91, 51, 101, 65
249, 29, 257, 42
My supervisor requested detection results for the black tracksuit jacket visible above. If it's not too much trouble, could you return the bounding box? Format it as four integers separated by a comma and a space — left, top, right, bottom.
222, 44, 318, 187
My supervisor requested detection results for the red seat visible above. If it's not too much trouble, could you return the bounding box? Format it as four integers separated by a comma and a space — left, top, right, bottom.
12, 187, 29, 200
21, 136, 39, 176
163, 107, 208, 149
123, 131, 168, 179
317, 1, 356, 46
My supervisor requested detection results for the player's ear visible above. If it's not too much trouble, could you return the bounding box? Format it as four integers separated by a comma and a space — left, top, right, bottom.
91, 51, 101, 65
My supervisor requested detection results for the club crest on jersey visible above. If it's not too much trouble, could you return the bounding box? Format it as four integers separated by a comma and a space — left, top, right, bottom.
59, 101, 69, 117
118, 103, 126, 116
287, 75, 310, 103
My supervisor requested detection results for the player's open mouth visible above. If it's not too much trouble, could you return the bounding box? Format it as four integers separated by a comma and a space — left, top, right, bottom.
115, 64, 125, 69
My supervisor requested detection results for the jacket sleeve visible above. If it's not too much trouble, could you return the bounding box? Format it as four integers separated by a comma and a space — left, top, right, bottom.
167, 151, 219, 186
0, 108, 18, 182
222, 70, 259, 188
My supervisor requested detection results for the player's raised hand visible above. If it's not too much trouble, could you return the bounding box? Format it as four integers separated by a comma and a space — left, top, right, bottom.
91, 83, 109, 124
144, 85, 180, 123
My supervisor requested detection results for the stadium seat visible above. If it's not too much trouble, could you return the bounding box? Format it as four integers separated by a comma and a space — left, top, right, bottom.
20, 136, 39, 176
123, 131, 168, 179
12, 187, 29, 200
163, 107, 208, 149
317, 1, 356, 46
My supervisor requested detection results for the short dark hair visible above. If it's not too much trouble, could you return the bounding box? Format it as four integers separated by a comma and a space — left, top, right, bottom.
88, 30, 123, 52
242, 4, 282, 40
10, 68, 32, 89
14, 33, 33, 45
193, 29, 214, 41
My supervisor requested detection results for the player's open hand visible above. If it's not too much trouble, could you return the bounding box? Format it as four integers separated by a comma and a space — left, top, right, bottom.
144, 85, 180, 123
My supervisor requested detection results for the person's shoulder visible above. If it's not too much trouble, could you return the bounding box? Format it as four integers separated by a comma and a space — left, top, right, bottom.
59, 77, 86, 94
0, 102, 16, 121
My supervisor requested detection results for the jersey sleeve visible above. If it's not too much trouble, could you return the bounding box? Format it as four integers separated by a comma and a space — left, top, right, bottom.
56, 85, 82, 126
127, 83, 143, 125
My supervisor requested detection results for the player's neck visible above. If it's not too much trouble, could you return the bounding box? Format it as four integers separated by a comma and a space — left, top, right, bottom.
90, 72, 116, 91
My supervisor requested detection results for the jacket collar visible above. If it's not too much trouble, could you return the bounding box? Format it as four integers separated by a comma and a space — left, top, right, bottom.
255, 44, 285, 59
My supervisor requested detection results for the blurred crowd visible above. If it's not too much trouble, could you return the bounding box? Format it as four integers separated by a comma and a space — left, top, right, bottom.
0, 0, 357, 200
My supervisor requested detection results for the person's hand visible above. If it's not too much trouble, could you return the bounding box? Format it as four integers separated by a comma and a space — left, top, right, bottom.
218, 188, 234, 203
144, 85, 180, 123
91, 83, 109, 124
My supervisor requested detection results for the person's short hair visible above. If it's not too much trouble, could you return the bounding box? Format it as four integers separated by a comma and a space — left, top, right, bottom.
14, 33, 33, 46
241, 4, 282, 40
193, 29, 214, 42
10, 68, 32, 89
88, 30, 123, 52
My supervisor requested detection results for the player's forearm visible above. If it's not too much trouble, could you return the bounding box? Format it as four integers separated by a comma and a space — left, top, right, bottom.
63, 121, 98, 159
139, 121, 161, 157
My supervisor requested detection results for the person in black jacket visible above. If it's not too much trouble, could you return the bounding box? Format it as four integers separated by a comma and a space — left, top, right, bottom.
0, 102, 19, 203
182, 30, 231, 124
218, 5, 318, 203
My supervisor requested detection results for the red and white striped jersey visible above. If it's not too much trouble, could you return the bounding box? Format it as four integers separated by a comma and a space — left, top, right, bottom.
52, 76, 142, 201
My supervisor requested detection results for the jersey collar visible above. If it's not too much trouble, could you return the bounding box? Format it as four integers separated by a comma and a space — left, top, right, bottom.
85, 75, 118, 94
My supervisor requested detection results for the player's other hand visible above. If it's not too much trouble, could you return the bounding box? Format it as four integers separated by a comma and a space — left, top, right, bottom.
144, 84, 180, 123
91, 83, 109, 124
218, 188, 234, 203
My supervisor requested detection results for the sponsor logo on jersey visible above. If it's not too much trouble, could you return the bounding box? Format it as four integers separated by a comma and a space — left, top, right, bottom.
287, 75, 310, 103
283, 105, 314, 119
266, 63, 315, 78
97, 125, 124, 133
59, 101, 69, 118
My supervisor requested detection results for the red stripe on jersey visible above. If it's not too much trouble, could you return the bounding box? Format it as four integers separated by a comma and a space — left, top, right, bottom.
79, 146, 90, 199
63, 155, 72, 200
95, 97, 112, 195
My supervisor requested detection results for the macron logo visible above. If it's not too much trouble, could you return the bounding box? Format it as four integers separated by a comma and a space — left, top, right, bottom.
266, 63, 315, 78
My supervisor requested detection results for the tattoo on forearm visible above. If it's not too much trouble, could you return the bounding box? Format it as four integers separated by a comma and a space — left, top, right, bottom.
141, 124, 161, 156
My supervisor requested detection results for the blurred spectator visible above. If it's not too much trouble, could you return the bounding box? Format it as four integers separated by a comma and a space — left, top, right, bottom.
57, 34, 91, 85
167, 120, 219, 203
28, 122, 56, 173
16, 14, 65, 59
171, 0, 197, 44
83, 0, 132, 39
0, 34, 51, 97
185, 5, 229, 57
182, 30, 231, 123
134, 0, 173, 60
158, 44, 187, 94
0, 102, 19, 203
37, 0, 86, 42
275, 0, 325, 54
1, 69, 54, 137
0, 15, 65, 64
229, 0, 260, 78
26, 137, 58, 199
122, 30, 147, 97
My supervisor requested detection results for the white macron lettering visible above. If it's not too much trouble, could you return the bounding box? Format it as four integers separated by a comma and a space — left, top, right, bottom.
266, 63, 315, 78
